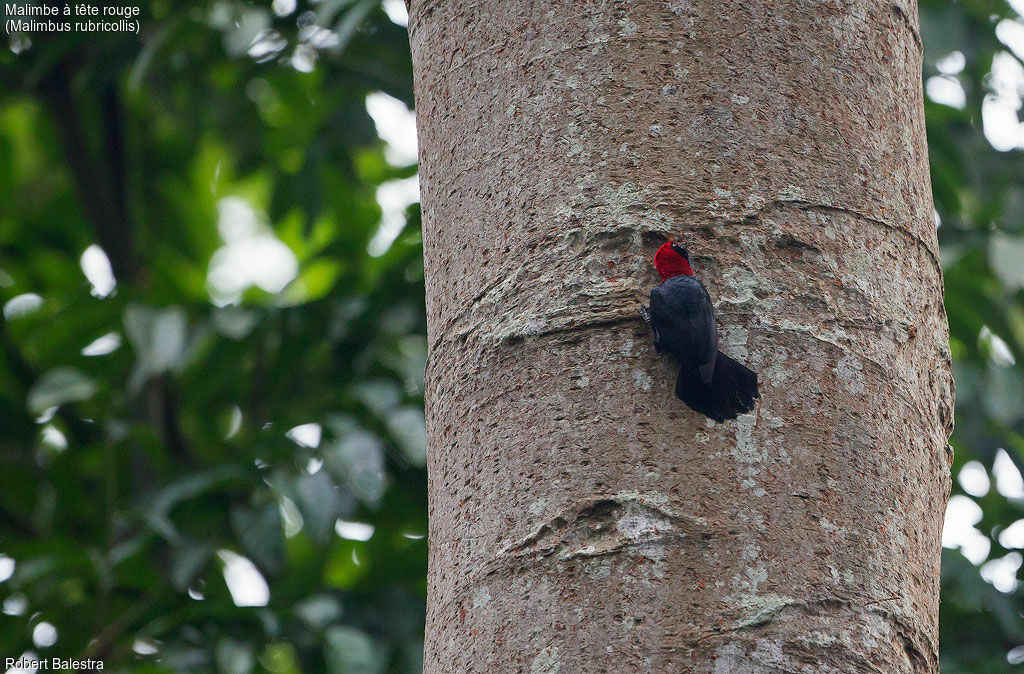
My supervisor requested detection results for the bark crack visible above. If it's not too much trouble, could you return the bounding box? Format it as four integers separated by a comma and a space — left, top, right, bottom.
889, 4, 924, 53
496, 496, 698, 560
773, 199, 941, 273
429, 298, 645, 361
440, 495, 708, 600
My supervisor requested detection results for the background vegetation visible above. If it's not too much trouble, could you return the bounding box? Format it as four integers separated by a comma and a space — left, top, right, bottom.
0, 0, 1022, 671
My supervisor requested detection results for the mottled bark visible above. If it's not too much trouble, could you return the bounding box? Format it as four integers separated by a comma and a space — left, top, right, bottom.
410, 1, 953, 672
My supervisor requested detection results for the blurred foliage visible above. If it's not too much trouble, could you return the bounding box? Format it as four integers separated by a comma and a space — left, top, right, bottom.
923, 0, 1024, 670
0, 1, 425, 672
3, 0, 1024, 672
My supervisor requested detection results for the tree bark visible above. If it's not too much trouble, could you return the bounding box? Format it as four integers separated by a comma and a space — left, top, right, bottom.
410, 1, 954, 671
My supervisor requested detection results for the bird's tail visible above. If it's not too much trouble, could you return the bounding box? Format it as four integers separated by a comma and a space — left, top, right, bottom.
675, 352, 759, 423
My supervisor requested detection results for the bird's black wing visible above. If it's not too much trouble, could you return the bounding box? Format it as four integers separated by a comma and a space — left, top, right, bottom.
649, 275, 718, 383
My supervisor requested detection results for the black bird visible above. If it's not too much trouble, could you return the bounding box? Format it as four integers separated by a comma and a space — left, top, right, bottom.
641, 242, 759, 422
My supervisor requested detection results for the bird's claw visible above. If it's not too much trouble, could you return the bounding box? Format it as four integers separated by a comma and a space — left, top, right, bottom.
639, 305, 651, 325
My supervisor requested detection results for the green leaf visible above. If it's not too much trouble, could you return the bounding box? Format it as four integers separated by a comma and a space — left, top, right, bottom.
144, 465, 245, 542
230, 501, 284, 576
170, 537, 215, 593
124, 303, 189, 377
386, 407, 426, 466
324, 626, 385, 674
212, 306, 259, 340
215, 638, 255, 674
324, 430, 386, 507
989, 233, 1024, 291
982, 366, 1024, 426
351, 380, 401, 415
294, 594, 343, 629
296, 471, 341, 543
27, 367, 97, 414
331, 0, 377, 55
278, 259, 343, 307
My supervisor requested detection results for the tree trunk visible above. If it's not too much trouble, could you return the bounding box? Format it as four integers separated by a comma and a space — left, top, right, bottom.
409, 1, 954, 671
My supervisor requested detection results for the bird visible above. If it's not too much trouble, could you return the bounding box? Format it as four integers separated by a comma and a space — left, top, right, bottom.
640, 241, 759, 422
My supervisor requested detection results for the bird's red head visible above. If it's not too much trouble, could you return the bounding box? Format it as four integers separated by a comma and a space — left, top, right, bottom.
653, 242, 694, 280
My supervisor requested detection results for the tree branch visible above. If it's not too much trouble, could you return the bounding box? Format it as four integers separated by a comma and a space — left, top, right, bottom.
35, 60, 193, 464
37, 61, 141, 283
